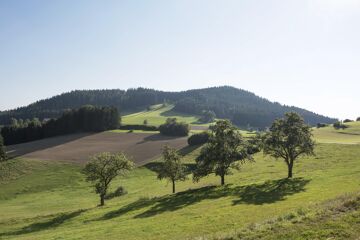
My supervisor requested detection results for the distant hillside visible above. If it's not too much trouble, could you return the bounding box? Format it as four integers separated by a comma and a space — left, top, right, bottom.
0, 86, 336, 128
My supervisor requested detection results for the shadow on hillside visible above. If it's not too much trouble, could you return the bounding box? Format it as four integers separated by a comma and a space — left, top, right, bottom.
178, 145, 200, 156
6, 133, 95, 158
231, 178, 311, 205
136, 133, 186, 144
98, 178, 310, 220
0, 209, 87, 237
143, 145, 199, 174
337, 132, 360, 136
144, 162, 196, 175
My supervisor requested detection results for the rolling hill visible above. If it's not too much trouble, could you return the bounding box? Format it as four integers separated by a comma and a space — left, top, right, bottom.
0, 120, 359, 239
0, 86, 337, 128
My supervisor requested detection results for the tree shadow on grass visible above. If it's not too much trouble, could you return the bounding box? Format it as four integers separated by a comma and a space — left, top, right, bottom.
232, 178, 311, 205
99, 178, 310, 220
0, 209, 87, 237
143, 145, 199, 174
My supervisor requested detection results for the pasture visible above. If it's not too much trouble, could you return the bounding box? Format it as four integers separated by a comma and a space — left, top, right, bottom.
121, 104, 212, 127
313, 121, 360, 144
0, 121, 359, 239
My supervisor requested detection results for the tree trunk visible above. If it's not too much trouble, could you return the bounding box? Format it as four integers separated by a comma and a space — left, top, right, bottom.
172, 180, 176, 194
221, 174, 225, 186
100, 194, 105, 206
287, 160, 293, 178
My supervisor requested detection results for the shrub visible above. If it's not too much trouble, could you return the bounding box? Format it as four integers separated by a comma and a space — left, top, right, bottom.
357, 117, 360, 122
246, 134, 262, 154
200, 110, 216, 123
333, 121, 348, 130
159, 118, 189, 136
0, 134, 6, 161
119, 124, 158, 131
316, 123, 327, 128
187, 131, 210, 146
104, 186, 127, 200
343, 119, 353, 123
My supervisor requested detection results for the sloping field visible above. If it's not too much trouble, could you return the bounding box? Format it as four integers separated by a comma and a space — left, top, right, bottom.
1, 143, 359, 240
1, 122, 359, 240
6, 132, 188, 165
313, 121, 360, 144
121, 104, 212, 127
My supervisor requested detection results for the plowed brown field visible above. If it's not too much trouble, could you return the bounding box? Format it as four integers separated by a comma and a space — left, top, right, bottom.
6, 132, 188, 165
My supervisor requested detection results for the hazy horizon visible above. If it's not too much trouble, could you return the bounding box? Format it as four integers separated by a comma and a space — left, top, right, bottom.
1, 0, 359, 119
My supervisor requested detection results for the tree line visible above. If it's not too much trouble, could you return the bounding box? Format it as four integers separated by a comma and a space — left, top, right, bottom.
1, 105, 119, 145
82, 112, 315, 206
0, 86, 336, 128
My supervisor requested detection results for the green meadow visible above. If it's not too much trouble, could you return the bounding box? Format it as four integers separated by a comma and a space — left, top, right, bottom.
313, 121, 360, 144
0, 123, 359, 239
121, 104, 213, 127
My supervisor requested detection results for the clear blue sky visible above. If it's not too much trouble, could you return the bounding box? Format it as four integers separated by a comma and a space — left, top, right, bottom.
1, 0, 359, 119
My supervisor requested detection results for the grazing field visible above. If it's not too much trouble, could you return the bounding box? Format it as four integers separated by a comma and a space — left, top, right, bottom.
313, 121, 360, 144
121, 104, 213, 127
0, 127, 360, 240
6, 132, 187, 165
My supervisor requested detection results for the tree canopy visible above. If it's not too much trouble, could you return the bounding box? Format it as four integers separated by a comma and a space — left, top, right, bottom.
159, 118, 189, 136
263, 112, 315, 178
157, 146, 187, 193
0, 135, 6, 161
82, 152, 134, 206
193, 120, 253, 185
1, 105, 119, 145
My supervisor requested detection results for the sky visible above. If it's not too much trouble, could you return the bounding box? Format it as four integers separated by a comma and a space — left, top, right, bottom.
0, 0, 359, 120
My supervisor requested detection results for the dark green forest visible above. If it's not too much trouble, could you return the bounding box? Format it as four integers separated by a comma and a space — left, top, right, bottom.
1, 105, 119, 145
0, 86, 336, 128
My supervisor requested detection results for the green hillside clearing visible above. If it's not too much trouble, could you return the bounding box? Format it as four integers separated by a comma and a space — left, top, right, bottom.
313, 121, 360, 144
121, 104, 213, 127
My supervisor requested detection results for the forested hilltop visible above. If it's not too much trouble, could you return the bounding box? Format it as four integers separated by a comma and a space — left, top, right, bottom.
0, 86, 336, 128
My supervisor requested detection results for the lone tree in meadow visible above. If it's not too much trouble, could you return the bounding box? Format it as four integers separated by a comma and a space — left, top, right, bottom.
0, 134, 6, 162
193, 120, 252, 186
157, 145, 187, 193
263, 112, 315, 178
83, 152, 134, 206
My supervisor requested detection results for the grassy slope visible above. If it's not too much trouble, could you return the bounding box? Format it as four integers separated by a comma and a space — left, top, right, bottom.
121, 104, 213, 126
208, 192, 360, 240
313, 121, 360, 144
0, 127, 359, 239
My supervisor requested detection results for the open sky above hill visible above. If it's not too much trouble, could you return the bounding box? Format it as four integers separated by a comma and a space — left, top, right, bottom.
0, 0, 359, 119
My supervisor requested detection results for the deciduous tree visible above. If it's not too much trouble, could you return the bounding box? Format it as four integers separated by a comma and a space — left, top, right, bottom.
263, 112, 315, 178
193, 120, 252, 186
82, 152, 133, 206
157, 146, 187, 193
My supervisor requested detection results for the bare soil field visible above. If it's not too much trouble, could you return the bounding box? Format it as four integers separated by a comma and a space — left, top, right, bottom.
6, 132, 188, 165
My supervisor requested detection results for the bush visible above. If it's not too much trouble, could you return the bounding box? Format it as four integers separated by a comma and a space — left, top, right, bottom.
343, 119, 353, 123
159, 118, 189, 136
357, 117, 360, 122
200, 110, 216, 123
0, 134, 6, 161
187, 131, 210, 146
316, 123, 327, 128
246, 134, 262, 154
119, 124, 158, 131
104, 186, 127, 200
333, 121, 348, 130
